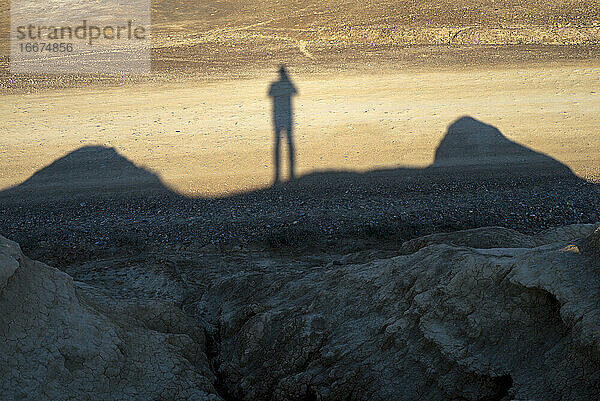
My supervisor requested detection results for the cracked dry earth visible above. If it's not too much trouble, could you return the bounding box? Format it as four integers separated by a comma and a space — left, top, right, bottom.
1, 223, 600, 400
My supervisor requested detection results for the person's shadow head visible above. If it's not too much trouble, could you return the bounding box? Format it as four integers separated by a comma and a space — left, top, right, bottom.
278, 64, 290, 81
268, 65, 298, 184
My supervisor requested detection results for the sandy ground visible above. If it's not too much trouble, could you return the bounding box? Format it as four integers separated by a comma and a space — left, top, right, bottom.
1, 60, 599, 197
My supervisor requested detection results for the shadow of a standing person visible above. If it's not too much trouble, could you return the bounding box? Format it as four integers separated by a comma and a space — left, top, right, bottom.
268, 65, 298, 184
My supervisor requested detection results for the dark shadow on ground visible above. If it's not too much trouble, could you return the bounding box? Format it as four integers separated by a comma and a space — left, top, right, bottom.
1, 116, 598, 265
432, 116, 574, 173
4, 146, 174, 200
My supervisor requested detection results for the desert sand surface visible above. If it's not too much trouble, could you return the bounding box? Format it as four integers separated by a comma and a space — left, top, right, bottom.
1, 61, 599, 197
1, 0, 600, 195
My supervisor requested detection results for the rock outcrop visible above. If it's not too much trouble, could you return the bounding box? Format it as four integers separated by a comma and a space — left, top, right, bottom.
2, 223, 600, 400
0, 235, 221, 401
198, 224, 600, 400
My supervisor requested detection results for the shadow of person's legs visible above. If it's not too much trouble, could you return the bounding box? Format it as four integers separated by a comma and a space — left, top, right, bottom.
286, 126, 295, 180
273, 127, 282, 184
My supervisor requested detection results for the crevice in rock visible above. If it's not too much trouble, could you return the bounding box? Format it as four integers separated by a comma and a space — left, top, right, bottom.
213, 379, 245, 401
485, 374, 514, 401
203, 324, 245, 401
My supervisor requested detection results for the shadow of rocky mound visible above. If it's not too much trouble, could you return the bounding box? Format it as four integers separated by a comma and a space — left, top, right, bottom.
284, 116, 580, 192
432, 116, 573, 174
0, 117, 586, 201
1, 146, 176, 201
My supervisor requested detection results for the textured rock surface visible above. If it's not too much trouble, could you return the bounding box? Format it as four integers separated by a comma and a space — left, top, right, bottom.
581, 225, 600, 258
196, 224, 600, 400
2, 224, 600, 400
0, 235, 222, 401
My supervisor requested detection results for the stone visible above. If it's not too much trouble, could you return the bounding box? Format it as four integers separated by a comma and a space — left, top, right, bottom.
0, 235, 222, 401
